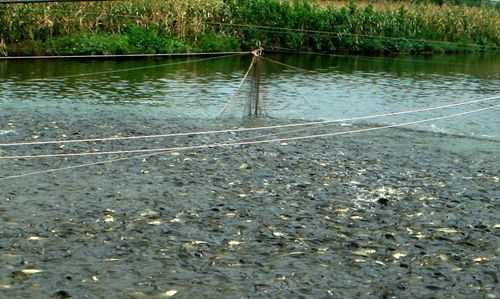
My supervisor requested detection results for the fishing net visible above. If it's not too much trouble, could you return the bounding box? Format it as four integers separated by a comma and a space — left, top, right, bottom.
219, 57, 267, 119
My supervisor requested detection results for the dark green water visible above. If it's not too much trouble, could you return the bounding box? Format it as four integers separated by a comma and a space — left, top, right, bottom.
0, 53, 499, 139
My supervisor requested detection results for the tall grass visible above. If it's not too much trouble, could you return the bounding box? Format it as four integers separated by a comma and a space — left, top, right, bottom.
0, 0, 499, 55
226, 0, 500, 53
0, 0, 225, 41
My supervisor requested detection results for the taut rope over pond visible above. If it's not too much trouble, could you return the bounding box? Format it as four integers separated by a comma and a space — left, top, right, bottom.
0, 94, 499, 147
0, 104, 498, 181
0, 51, 251, 60
21, 53, 248, 81
0, 104, 498, 160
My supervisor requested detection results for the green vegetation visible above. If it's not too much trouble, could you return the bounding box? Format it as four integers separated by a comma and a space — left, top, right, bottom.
0, 0, 499, 56
228, 0, 500, 53
411, 0, 499, 7
6, 28, 240, 56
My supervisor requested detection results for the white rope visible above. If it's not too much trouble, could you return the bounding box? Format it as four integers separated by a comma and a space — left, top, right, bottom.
1, 104, 498, 160
1, 94, 499, 147
1, 104, 497, 181
0, 116, 345, 181
0, 119, 311, 181
26, 53, 246, 80
218, 56, 256, 116
0, 51, 251, 60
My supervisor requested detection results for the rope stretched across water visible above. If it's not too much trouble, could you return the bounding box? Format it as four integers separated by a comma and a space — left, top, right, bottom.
0, 103, 498, 160
0, 51, 250, 60
0, 103, 497, 182
20, 53, 247, 80
0, 117, 311, 181
1, 94, 499, 147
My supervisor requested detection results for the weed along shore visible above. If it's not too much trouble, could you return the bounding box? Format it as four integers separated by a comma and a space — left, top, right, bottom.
1, 0, 500, 56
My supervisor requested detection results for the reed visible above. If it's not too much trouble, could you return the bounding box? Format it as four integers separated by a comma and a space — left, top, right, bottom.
0, 0, 225, 41
0, 38, 7, 56
226, 0, 500, 53
0, 0, 498, 56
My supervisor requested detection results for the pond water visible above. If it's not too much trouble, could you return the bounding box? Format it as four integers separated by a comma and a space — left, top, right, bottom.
0, 54, 499, 298
1, 53, 499, 139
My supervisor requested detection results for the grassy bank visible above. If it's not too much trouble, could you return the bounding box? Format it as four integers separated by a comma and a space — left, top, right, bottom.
0, 0, 499, 56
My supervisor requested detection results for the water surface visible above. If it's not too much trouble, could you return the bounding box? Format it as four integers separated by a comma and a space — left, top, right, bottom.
0, 53, 499, 299
0, 53, 499, 140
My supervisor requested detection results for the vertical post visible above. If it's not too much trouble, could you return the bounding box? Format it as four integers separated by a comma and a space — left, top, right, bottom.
254, 55, 261, 117
251, 44, 263, 118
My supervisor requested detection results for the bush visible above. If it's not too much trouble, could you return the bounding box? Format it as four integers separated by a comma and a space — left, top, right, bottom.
195, 32, 240, 51
125, 25, 190, 53
48, 34, 129, 55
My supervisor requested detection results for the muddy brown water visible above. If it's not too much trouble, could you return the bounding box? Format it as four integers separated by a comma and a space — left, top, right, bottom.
0, 54, 499, 298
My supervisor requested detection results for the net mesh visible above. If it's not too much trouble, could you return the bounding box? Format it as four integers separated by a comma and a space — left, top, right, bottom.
220, 58, 266, 119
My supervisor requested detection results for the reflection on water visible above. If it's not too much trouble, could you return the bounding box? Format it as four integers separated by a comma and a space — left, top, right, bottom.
0, 53, 499, 138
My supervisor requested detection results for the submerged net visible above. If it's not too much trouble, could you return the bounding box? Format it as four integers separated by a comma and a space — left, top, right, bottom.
220, 58, 267, 119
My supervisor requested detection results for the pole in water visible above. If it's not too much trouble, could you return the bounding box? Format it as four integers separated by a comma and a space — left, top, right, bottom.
254, 55, 261, 117
251, 45, 264, 118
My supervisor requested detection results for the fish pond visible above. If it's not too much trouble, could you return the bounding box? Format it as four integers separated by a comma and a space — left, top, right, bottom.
0, 53, 499, 298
